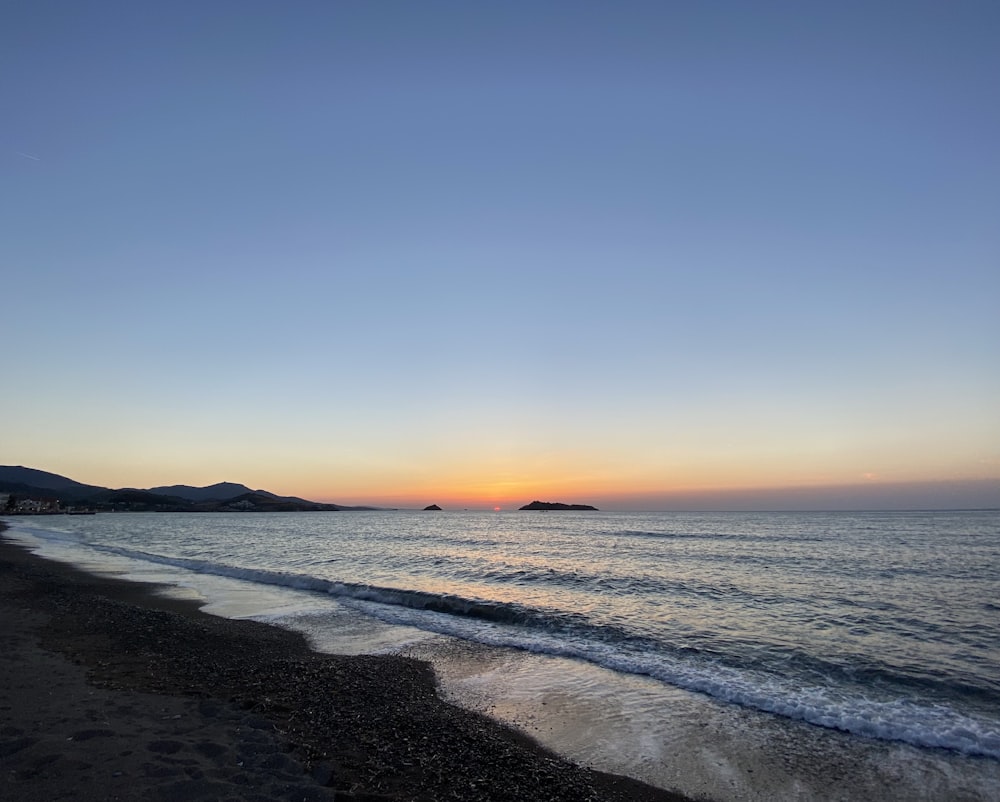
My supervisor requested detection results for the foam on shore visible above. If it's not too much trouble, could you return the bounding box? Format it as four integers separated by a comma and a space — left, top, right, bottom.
0, 528, 683, 802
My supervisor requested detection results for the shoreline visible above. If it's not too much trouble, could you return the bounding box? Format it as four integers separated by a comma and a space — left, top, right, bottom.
0, 523, 691, 801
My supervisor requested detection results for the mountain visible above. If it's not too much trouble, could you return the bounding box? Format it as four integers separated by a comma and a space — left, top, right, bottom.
0, 466, 106, 502
0, 466, 373, 512
148, 482, 271, 502
90, 488, 193, 508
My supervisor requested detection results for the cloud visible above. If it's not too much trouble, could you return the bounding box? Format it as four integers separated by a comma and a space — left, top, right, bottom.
16, 151, 41, 161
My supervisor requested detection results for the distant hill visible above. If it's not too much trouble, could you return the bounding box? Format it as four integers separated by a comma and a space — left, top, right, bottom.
519, 500, 599, 511
148, 482, 271, 502
90, 488, 193, 508
0, 466, 374, 512
0, 466, 106, 502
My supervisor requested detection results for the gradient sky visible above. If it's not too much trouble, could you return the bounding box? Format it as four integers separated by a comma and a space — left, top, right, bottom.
3, 1, 998, 510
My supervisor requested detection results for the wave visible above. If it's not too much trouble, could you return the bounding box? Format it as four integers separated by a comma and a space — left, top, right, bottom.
61, 540, 1000, 761
73, 541, 586, 629
451, 558, 796, 608
14, 529, 1000, 762
344, 592, 1000, 760
610, 528, 828, 544
386, 607, 1000, 760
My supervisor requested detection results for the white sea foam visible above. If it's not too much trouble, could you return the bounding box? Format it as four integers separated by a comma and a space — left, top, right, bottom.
7, 511, 1000, 767
33, 536, 994, 761
341, 595, 1000, 760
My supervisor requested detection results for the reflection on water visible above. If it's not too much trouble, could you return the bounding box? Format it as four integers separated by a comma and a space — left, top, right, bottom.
404, 636, 1000, 802
6, 510, 1000, 801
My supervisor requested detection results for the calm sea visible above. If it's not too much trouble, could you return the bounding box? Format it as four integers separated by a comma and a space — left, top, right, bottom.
7, 509, 1000, 800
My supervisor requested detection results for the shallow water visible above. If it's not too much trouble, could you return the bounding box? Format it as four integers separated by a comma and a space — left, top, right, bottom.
7, 509, 1000, 800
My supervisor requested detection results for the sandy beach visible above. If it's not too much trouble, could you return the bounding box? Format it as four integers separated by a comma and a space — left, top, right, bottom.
0, 525, 689, 802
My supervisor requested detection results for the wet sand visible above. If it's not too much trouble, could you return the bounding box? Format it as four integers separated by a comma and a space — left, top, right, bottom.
0, 526, 692, 801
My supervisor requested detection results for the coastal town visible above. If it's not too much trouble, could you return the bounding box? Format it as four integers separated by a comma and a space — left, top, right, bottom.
1, 493, 96, 515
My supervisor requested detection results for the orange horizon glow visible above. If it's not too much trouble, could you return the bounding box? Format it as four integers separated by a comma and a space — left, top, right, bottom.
7, 452, 998, 512
4, 4, 997, 522
302, 476, 1000, 512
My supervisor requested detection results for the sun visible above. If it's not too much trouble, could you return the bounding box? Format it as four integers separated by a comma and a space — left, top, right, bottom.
494, 506, 501, 512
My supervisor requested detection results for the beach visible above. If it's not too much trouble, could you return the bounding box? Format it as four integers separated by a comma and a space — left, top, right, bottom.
0, 527, 687, 802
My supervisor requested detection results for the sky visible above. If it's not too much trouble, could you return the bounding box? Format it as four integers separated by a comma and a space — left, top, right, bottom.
3, 1, 998, 510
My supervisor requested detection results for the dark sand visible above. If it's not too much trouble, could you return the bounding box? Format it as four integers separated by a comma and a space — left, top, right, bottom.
0, 524, 692, 801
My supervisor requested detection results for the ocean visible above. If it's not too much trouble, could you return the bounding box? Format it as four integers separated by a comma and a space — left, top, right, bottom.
6, 509, 999, 801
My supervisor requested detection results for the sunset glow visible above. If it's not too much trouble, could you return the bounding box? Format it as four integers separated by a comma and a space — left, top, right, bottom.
2, 3, 997, 511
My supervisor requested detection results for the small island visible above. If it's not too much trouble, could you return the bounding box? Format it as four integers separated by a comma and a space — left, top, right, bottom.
519, 500, 599, 511
422, 504, 442, 511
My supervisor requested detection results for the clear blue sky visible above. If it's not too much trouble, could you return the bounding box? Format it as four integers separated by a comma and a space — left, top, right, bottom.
3, 1, 998, 509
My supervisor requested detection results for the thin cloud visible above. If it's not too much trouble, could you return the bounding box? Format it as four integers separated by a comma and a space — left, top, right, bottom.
16, 151, 41, 161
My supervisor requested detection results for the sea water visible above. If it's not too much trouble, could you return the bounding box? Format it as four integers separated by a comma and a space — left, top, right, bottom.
6, 510, 999, 800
